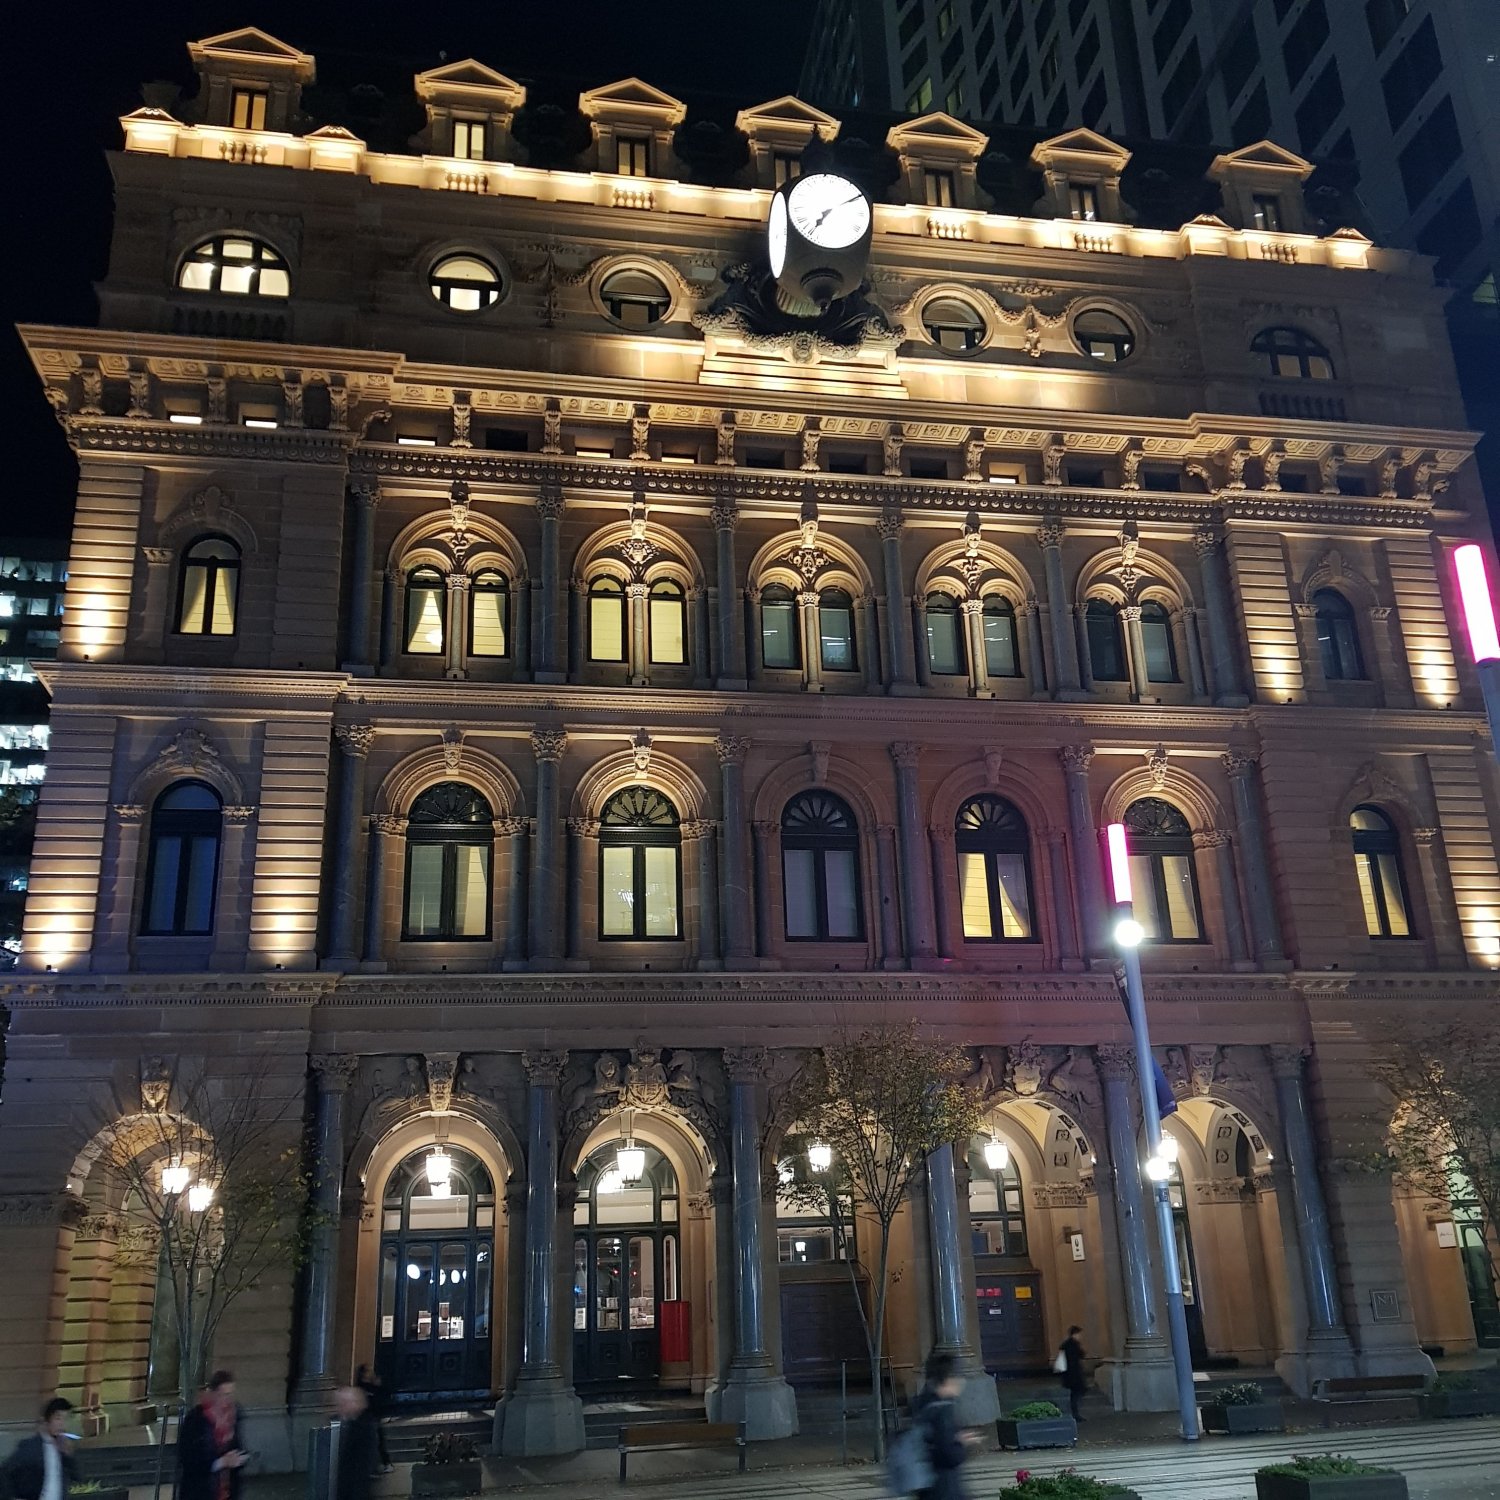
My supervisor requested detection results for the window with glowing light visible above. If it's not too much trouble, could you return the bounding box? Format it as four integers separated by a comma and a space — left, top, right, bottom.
966, 1134, 1028, 1256
230, 89, 267, 130
1123, 798, 1203, 942
648, 579, 687, 664
956, 795, 1035, 941
1141, 600, 1178, 682
925, 592, 966, 675
819, 588, 857, 672
468, 570, 509, 658
1252, 325, 1334, 379
177, 237, 290, 297
1350, 805, 1413, 938
1085, 599, 1129, 682
599, 268, 671, 327
983, 596, 1021, 677
775, 1132, 855, 1263
142, 781, 222, 936
922, 296, 987, 351
588, 576, 627, 662
616, 135, 651, 177
599, 786, 681, 941
1074, 308, 1135, 362
428, 255, 502, 312
452, 118, 486, 161
404, 566, 447, 655
782, 790, 863, 941
175, 536, 240, 636
402, 783, 493, 941
760, 583, 800, 669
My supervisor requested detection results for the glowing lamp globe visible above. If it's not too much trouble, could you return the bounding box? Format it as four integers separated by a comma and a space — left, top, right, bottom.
808, 1141, 833, 1173
983, 1137, 1010, 1171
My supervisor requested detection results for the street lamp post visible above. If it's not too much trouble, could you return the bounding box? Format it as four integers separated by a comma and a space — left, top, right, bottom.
1103, 823, 1200, 1442
1453, 543, 1500, 759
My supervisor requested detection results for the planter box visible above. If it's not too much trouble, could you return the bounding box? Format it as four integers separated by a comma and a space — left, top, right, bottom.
411, 1460, 483, 1499
74, 1487, 130, 1500
1422, 1390, 1500, 1419
996, 1415, 1077, 1450
1201, 1401, 1286, 1435
1254, 1473, 1408, 1500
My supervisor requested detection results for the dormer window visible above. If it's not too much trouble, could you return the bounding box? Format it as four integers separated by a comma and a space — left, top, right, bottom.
230, 88, 268, 130
616, 135, 650, 177
1250, 193, 1283, 231
924, 169, 957, 208
1068, 183, 1100, 221
453, 118, 486, 161
773, 152, 801, 187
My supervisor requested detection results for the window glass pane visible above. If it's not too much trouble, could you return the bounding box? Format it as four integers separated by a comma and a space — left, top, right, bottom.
404, 1245, 433, 1341
596, 1237, 623, 1330
209, 566, 237, 635
437, 1243, 467, 1339
180, 834, 218, 933
983, 608, 1017, 676
960, 851, 993, 938
762, 600, 798, 668
406, 583, 445, 653
820, 602, 854, 670
784, 847, 817, 937
474, 1241, 492, 1338
824, 849, 860, 938
649, 596, 685, 664
573, 1239, 588, 1329
629, 1236, 656, 1329
643, 846, 679, 937
1375, 853, 1410, 935
219, 264, 254, 296
452, 844, 490, 936
258, 267, 289, 297
471, 588, 506, 656
601, 845, 636, 936
147, 836, 183, 932
1161, 854, 1200, 939
1143, 616, 1175, 681
379, 1246, 398, 1340
994, 852, 1032, 938
1354, 854, 1383, 936
179, 261, 214, 292
179, 566, 209, 633
591, 593, 625, 661
926, 602, 963, 674
663, 1234, 679, 1301
405, 844, 445, 936
1129, 854, 1159, 939
969, 1176, 1001, 1214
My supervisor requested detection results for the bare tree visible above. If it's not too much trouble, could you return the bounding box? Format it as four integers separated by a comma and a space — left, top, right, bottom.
777, 1019, 985, 1459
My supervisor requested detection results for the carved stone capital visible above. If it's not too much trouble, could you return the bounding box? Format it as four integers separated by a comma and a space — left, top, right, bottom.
876, 509, 904, 543
335, 723, 376, 758
1192, 829, 1231, 850
0, 1192, 86, 1228
536, 484, 566, 523
1192, 523, 1222, 556
1094, 1043, 1135, 1082
723, 1045, 769, 1084
1221, 750, 1259, 777
1412, 827, 1440, 848
370, 813, 405, 836
531, 728, 568, 764
567, 816, 601, 839
350, 479, 381, 510
1267, 1044, 1310, 1081
312, 1054, 359, 1092
113, 803, 146, 823
142, 546, 176, 567
222, 805, 257, 827
890, 740, 922, 771
523, 1049, 569, 1087
1036, 519, 1064, 550
447, 572, 471, 593
1059, 743, 1095, 774
710, 498, 739, 532
715, 733, 750, 767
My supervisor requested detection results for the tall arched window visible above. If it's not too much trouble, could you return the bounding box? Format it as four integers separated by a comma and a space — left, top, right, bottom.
782, 790, 863, 941
177, 236, 290, 297
588, 577, 627, 662
966, 1135, 1028, 1256
176, 537, 240, 636
983, 597, 1020, 678
468, 570, 509, 658
1085, 600, 1128, 682
142, 781, 222, 936
648, 579, 687, 665
760, 584, 800, 669
1351, 806, 1412, 938
1252, 326, 1334, 380
819, 588, 857, 672
1141, 601, 1178, 682
599, 786, 681, 940
955, 795, 1035, 941
925, 592, 965, 675
1314, 589, 1364, 681
403, 783, 493, 940
1123, 798, 1202, 942
404, 566, 446, 655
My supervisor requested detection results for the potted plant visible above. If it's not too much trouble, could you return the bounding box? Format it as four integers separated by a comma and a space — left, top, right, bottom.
997, 1400, 1078, 1451
1002, 1466, 1141, 1498
1201, 1380, 1286, 1435
72, 1481, 130, 1500
1421, 1372, 1500, 1420
410, 1433, 482, 1499
1255, 1454, 1408, 1500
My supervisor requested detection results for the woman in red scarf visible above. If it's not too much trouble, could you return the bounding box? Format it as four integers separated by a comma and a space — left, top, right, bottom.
178, 1372, 247, 1500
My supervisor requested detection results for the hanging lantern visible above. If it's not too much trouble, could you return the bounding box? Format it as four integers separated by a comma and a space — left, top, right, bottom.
1158, 1133, 1179, 1165
616, 1139, 646, 1184
426, 1148, 453, 1198
187, 1181, 216, 1213
160, 1160, 191, 1196
808, 1141, 833, 1173
983, 1137, 1010, 1172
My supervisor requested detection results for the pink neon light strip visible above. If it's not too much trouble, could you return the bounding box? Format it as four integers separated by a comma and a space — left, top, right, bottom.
1455, 544, 1500, 663
1104, 822, 1132, 904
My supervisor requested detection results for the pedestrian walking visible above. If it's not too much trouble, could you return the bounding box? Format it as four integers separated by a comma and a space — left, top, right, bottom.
334, 1387, 378, 1500
354, 1365, 392, 1473
1058, 1325, 1088, 1422
0, 1398, 80, 1500
909, 1351, 981, 1500
177, 1371, 248, 1500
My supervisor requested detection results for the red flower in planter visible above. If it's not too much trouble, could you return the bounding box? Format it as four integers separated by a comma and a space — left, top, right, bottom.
1016, 1470, 1031, 1484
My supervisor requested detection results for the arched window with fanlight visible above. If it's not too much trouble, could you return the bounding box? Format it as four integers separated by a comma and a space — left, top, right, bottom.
1314, 589, 1364, 681
142, 781, 223, 936
760, 584, 800, 669
1252, 325, 1334, 380
982, 597, 1020, 678
1350, 806, 1413, 938
782, 790, 863, 941
176, 536, 240, 636
588, 576, 627, 662
925, 592, 966, 675
403, 782, 493, 940
1123, 798, 1202, 943
404, 566, 446, 655
468, 569, 509, 658
1141, 601, 1178, 682
1085, 599, 1128, 682
955, 795, 1035, 941
177, 236, 290, 297
648, 579, 686, 665
819, 588, 857, 672
600, 786, 682, 940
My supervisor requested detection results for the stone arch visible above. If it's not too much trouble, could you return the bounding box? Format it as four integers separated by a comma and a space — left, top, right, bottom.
1100, 762, 1228, 834
125, 726, 247, 808
353, 1109, 518, 1206
749, 748, 892, 831
746, 529, 876, 599
928, 758, 1062, 840
1299, 547, 1382, 610
1075, 545, 1195, 608
572, 519, 705, 590
569, 745, 709, 823
914, 536, 1037, 604
566, 1104, 717, 1192
158, 485, 260, 554
373, 741, 524, 819
67, 1109, 210, 1202
1331, 759, 1430, 834
385, 508, 528, 580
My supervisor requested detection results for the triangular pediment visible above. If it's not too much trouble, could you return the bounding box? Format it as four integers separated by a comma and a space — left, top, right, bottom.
415, 58, 526, 107
886, 111, 989, 159
188, 27, 314, 74
579, 77, 687, 125
1209, 140, 1314, 180
1030, 127, 1131, 173
735, 95, 841, 142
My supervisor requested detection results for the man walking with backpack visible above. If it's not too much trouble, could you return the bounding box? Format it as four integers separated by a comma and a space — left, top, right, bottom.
900, 1351, 979, 1500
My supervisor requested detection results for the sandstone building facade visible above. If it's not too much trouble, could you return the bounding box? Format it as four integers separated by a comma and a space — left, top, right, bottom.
3, 24, 1498, 1465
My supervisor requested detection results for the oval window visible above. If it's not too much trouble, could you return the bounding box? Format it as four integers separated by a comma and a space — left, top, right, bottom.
600, 268, 671, 328
1074, 308, 1135, 363
429, 255, 503, 312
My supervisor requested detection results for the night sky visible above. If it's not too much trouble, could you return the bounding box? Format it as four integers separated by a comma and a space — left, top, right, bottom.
8, 2, 819, 539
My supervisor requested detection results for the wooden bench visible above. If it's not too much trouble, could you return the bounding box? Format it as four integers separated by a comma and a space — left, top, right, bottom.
1314, 1374, 1425, 1428
617, 1421, 746, 1482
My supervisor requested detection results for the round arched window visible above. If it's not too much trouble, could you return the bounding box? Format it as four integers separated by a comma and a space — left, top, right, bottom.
599, 268, 671, 327
922, 297, 987, 352
429, 255, 503, 312
178, 236, 290, 297
1073, 308, 1135, 363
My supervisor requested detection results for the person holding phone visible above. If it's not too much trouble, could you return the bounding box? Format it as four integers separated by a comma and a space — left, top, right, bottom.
177, 1371, 248, 1500
1, 1397, 80, 1500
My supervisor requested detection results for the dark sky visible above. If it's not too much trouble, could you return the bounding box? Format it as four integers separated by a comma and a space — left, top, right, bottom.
8, 3, 820, 539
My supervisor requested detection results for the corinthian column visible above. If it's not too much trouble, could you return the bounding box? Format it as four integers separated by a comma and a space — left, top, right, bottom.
1222, 752, 1285, 965
1060, 744, 1108, 962
326, 723, 374, 965
712, 493, 747, 687
1194, 524, 1247, 706
529, 730, 567, 966
344, 480, 379, 670
878, 507, 918, 692
535, 484, 566, 683
891, 742, 937, 964
716, 735, 754, 965
1038, 519, 1082, 697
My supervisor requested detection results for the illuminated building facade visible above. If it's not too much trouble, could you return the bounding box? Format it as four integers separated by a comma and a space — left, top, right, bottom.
2, 24, 1498, 1464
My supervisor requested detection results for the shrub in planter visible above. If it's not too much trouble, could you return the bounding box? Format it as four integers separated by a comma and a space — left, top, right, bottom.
1003, 1468, 1140, 1498
72, 1484, 129, 1500
1201, 1381, 1286, 1436
411, 1433, 482, 1499
1254, 1453, 1408, 1500
997, 1400, 1078, 1452
1421, 1372, 1500, 1419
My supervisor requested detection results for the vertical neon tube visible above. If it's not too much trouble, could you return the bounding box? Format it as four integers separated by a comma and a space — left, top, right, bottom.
1454, 544, 1500, 662
1104, 822, 1132, 905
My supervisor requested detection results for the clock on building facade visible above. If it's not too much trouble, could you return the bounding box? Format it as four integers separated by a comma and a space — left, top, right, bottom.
767, 171, 872, 311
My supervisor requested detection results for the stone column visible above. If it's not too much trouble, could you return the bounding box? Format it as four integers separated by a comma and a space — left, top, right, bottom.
912, 596, 934, 689
1268, 1046, 1355, 1386
95, 804, 146, 969
1195, 524, 1247, 705
344, 480, 379, 670
1044, 828, 1083, 969
138, 547, 177, 656
378, 567, 401, 670
716, 735, 755, 966
1195, 829, 1250, 969
1020, 600, 1048, 697
535, 484, 566, 683
529, 730, 567, 967
857, 597, 880, 693
208, 805, 256, 967
363, 814, 402, 965
744, 585, 765, 686
1060, 744, 1108, 962
499, 1050, 585, 1455
712, 1048, 798, 1437
962, 599, 991, 698
751, 820, 775, 957
875, 823, 903, 969
1223, 752, 1286, 966
627, 581, 649, 685
1096, 1045, 1175, 1410
878, 508, 917, 692
1411, 826, 1467, 967
925, 1144, 1000, 1424
501, 817, 529, 967
712, 495, 746, 687
1074, 604, 1096, 692
891, 742, 937, 964
565, 818, 594, 960
294, 1054, 357, 1413
798, 591, 823, 692
513, 578, 532, 680
687, 819, 722, 968
325, 724, 375, 965
690, 587, 712, 687
1175, 607, 1209, 702
445, 572, 469, 679
1120, 605, 1148, 699
1039, 520, 1082, 696
928, 824, 956, 959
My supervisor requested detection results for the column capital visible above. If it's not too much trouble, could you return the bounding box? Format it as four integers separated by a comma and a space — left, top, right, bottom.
536, 484, 566, 523
680, 818, 719, 839
496, 815, 529, 837
566, 816, 601, 838
723, 1045, 769, 1084
1221, 750, 1259, 777
959, 597, 984, 617
311, 1054, 359, 1091
1192, 828, 1232, 850
625, 580, 649, 600
710, 496, 739, 532
876, 508, 904, 543
370, 813, 404, 836
715, 733, 750, 767
1412, 826, 1440, 847
335, 723, 376, 758
446, 572, 471, 592
350, 479, 381, 509
142, 546, 175, 567
223, 804, 257, 827
531, 728, 568, 763
1267, 1043, 1310, 1080
1193, 522, 1223, 555
523, 1049, 569, 1086
1118, 605, 1142, 623
1094, 1043, 1135, 1082
1036, 518, 1064, 550
384, 565, 403, 585
797, 589, 819, 609
1059, 742, 1095, 774
890, 740, 922, 771
113, 802, 146, 823
752, 818, 777, 838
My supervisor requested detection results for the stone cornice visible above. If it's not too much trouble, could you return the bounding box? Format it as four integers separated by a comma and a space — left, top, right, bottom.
35, 662, 350, 704
66, 416, 354, 464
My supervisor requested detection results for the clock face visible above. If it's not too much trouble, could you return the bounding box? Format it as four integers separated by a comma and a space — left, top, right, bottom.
787, 173, 871, 250
768, 191, 788, 278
